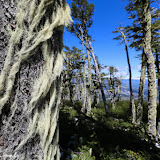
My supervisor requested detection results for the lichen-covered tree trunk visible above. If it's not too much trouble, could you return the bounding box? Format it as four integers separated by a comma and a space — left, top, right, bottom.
0, 0, 71, 159
137, 51, 147, 124
81, 35, 87, 113
86, 41, 92, 115
82, 53, 87, 113
143, 0, 157, 139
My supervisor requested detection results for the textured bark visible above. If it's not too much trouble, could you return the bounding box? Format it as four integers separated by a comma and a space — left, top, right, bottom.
157, 122, 160, 139
86, 41, 92, 115
81, 29, 87, 113
0, 0, 16, 73
0, 0, 71, 159
81, 52, 87, 113
143, 0, 157, 139
137, 51, 147, 124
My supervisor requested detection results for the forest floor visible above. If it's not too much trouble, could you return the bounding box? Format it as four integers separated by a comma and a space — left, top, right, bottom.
59, 100, 160, 160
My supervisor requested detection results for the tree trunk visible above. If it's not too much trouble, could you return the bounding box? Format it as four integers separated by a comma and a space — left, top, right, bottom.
111, 98, 116, 110
88, 42, 109, 113
143, 0, 157, 139
81, 50, 87, 113
93, 86, 99, 108
86, 41, 92, 115
81, 29, 87, 113
123, 35, 136, 124
76, 27, 109, 113
0, 0, 71, 159
137, 51, 147, 124
117, 79, 122, 101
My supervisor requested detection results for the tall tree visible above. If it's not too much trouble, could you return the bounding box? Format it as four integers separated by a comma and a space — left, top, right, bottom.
0, 0, 71, 159
68, 0, 109, 113
142, 0, 157, 139
151, 8, 160, 124
113, 25, 136, 123
125, 0, 160, 125
125, 0, 158, 139
125, 1, 147, 124
69, 0, 94, 115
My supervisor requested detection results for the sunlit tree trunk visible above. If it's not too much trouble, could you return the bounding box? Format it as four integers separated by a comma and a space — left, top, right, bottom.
86, 41, 92, 115
0, 0, 71, 159
79, 27, 87, 113
81, 42, 87, 113
143, 0, 157, 139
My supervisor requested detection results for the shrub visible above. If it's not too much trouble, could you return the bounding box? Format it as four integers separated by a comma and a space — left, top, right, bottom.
71, 146, 95, 160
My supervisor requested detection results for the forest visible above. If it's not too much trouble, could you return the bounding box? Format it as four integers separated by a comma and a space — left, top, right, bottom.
0, 0, 160, 159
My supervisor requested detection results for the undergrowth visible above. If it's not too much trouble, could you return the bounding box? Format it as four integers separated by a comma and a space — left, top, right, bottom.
59, 100, 160, 160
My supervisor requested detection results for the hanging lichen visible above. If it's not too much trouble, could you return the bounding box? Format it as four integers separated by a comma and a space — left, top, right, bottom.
0, 0, 72, 159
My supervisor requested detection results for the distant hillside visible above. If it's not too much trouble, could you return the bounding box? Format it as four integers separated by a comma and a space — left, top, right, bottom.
120, 79, 149, 100
104, 79, 158, 101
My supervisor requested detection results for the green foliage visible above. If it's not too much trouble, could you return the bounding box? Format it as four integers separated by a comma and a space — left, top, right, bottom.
121, 149, 151, 160
71, 146, 95, 160
103, 149, 151, 160
110, 100, 131, 119
60, 100, 160, 160
106, 66, 123, 106
135, 100, 148, 123
68, 0, 94, 40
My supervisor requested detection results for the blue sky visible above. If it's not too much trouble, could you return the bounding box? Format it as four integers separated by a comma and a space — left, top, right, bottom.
64, 0, 143, 79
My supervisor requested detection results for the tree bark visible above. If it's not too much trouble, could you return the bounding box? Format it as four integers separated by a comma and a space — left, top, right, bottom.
0, 0, 71, 159
86, 41, 92, 115
137, 51, 147, 124
143, 0, 157, 139
80, 28, 87, 113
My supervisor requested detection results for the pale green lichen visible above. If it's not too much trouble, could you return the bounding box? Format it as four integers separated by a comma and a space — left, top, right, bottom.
0, 0, 72, 159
